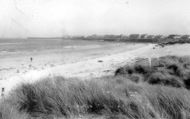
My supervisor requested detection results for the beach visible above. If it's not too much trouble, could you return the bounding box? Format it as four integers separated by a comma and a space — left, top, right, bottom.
0, 39, 149, 96
1, 39, 190, 98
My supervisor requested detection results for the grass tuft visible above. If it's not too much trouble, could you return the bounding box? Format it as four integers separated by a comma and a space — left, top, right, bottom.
115, 56, 190, 89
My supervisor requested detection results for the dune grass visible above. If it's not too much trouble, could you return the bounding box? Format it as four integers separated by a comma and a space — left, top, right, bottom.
0, 74, 190, 119
115, 55, 190, 89
1, 56, 190, 118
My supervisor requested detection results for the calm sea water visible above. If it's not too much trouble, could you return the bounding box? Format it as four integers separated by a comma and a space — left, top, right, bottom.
0, 38, 105, 52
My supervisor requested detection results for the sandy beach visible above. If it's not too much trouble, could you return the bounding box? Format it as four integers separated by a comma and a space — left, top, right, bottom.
0, 40, 145, 79
0, 40, 150, 97
1, 39, 190, 98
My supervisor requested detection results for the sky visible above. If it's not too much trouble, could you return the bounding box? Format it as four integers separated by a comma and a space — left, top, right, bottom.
0, 0, 190, 38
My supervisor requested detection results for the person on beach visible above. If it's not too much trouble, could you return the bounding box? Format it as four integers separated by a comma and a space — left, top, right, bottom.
30, 57, 33, 62
1, 88, 4, 97
29, 57, 33, 68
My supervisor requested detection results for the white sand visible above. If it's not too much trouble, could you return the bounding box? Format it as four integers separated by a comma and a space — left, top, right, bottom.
0, 43, 154, 97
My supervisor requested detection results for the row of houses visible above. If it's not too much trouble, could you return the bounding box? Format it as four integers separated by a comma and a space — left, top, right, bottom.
121, 34, 190, 40
67, 34, 190, 43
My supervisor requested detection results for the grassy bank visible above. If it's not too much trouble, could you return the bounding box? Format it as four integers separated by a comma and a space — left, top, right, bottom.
1, 75, 190, 118
115, 56, 190, 89
1, 56, 190, 119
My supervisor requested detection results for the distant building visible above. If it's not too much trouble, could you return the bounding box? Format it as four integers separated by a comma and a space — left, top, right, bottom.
129, 34, 140, 39
181, 35, 190, 39
140, 34, 148, 39
167, 34, 181, 39
154, 35, 165, 39
102, 35, 122, 41
147, 35, 155, 39
120, 35, 129, 41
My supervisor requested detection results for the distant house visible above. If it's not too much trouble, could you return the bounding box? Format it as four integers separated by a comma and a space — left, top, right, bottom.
147, 35, 155, 39
167, 35, 181, 39
129, 34, 140, 39
103, 35, 122, 41
154, 35, 165, 39
140, 34, 148, 39
120, 35, 129, 41
86, 34, 102, 40
181, 35, 190, 40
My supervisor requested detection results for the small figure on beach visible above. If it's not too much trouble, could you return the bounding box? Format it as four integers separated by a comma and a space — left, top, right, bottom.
30, 57, 33, 62
29, 57, 33, 68
1, 87, 4, 97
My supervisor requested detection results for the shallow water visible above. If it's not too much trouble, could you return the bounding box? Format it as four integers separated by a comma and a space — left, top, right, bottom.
0, 38, 109, 52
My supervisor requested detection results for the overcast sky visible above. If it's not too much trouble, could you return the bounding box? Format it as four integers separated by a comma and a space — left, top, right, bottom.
0, 0, 190, 38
